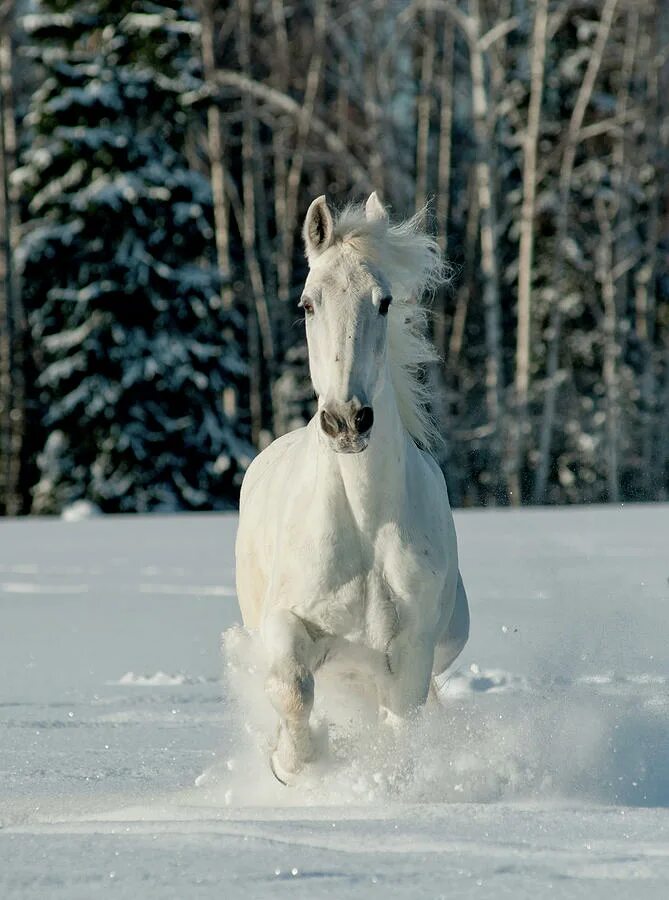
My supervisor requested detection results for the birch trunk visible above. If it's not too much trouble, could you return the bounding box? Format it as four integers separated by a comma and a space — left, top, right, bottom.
434, 13, 454, 357
198, 0, 238, 425
271, 0, 290, 325
610, 8, 640, 500
595, 195, 620, 502
238, 0, 275, 442
448, 167, 479, 367
280, 0, 326, 303
415, 6, 435, 213
436, 15, 454, 259
361, 7, 385, 201
468, 0, 505, 502
634, 8, 660, 496
659, 348, 669, 499
200, 1, 232, 308
511, 0, 548, 505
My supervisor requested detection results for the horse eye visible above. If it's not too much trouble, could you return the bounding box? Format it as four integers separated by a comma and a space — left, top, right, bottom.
300, 297, 314, 316
379, 296, 392, 316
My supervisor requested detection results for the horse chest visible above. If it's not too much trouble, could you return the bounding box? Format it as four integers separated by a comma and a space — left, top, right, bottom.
280, 515, 431, 648
269, 445, 446, 644
295, 560, 399, 648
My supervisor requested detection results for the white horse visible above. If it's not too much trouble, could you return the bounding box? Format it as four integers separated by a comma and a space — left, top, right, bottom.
234, 193, 469, 783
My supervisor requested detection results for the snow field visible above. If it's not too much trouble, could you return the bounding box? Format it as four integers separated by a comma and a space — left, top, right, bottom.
1, 505, 668, 898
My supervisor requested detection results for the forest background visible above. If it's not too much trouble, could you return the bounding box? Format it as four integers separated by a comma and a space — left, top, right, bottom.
1, 0, 668, 515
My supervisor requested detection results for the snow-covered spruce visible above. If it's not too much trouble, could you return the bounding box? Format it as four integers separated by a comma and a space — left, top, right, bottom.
17, 1, 251, 513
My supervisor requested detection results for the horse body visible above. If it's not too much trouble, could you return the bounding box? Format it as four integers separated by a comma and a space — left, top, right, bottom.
234, 193, 469, 781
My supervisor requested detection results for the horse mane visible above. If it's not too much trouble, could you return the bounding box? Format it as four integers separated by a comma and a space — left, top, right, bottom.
331, 203, 448, 450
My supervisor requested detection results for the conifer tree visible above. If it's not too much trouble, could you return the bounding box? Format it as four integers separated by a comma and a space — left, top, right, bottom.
16, 0, 250, 512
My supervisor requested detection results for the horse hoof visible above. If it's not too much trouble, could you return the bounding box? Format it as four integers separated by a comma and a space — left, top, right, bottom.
270, 751, 298, 786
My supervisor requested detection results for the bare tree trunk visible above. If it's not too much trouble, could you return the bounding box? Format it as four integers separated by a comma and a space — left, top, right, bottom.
200, 1, 232, 308
247, 306, 263, 449
634, 8, 660, 497
511, 0, 548, 505
610, 7, 640, 500
268, 0, 291, 438
198, 0, 238, 424
432, 16, 454, 359
415, 5, 435, 212
0, 17, 23, 515
534, 0, 619, 502
595, 195, 620, 502
270, 0, 290, 81
435, 15, 454, 259
658, 349, 669, 499
271, 0, 290, 316
238, 0, 275, 442
427, 13, 455, 475
360, 6, 386, 200
272, 127, 289, 296
336, 53, 350, 155
448, 167, 479, 367
468, 0, 505, 502
280, 0, 326, 303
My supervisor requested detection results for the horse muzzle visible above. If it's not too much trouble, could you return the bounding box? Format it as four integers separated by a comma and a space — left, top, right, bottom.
319, 401, 374, 453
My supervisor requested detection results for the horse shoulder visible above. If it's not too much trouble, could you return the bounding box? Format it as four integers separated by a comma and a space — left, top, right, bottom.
240, 427, 307, 507
236, 426, 308, 629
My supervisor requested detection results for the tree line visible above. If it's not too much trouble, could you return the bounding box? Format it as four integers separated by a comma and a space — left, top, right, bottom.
1, 0, 668, 514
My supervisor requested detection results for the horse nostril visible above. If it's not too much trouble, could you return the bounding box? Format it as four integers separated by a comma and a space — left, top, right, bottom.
353, 406, 374, 435
320, 409, 341, 438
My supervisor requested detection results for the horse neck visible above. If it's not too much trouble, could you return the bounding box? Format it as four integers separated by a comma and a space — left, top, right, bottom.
316, 366, 408, 528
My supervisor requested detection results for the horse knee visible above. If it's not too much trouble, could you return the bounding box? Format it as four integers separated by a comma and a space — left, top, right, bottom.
265, 661, 314, 722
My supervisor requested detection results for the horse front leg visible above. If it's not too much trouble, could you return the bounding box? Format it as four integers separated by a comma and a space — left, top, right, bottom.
381, 629, 435, 721
262, 608, 317, 782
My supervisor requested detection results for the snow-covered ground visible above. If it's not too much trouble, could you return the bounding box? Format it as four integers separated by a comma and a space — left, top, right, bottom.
1, 505, 668, 898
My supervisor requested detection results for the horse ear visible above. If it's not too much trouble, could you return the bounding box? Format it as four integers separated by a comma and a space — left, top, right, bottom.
303, 195, 334, 262
365, 191, 388, 223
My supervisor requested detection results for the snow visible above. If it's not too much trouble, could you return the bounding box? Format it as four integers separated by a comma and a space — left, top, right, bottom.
113, 671, 205, 687
1, 505, 668, 898
61, 500, 101, 522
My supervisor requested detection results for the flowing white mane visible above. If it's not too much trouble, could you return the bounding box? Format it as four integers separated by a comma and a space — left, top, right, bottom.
331, 203, 447, 449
